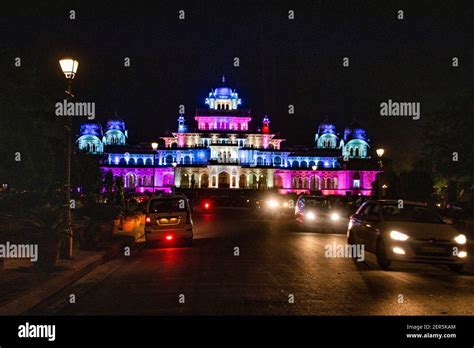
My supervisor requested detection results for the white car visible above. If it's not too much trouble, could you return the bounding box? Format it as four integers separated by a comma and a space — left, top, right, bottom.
144, 193, 193, 247
347, 200, 468, 271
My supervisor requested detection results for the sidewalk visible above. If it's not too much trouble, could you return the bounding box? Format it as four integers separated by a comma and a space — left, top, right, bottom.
0, 234, 139, 315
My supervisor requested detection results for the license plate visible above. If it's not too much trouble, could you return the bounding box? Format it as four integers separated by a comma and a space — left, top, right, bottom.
419, 246, 446, 254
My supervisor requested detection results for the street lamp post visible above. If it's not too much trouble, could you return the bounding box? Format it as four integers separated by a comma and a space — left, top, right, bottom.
59, 58, 79, 259
376, 148, 385, 200
151, 142, 158, 195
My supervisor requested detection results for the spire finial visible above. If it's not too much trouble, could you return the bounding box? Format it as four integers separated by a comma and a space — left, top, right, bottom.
222, 75, 225, 83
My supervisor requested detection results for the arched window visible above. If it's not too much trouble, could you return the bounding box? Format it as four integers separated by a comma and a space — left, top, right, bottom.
292, 161, 299, 168
274, 156, 282, 166
349, 147, 354, 156
355, 147, 360, 157
327, 178, 333, 189
321, 178, 326, 189
165, 155, 173, 164
303, 178, 309, 188
145, 158, 153, 166
300, 161, 308, 168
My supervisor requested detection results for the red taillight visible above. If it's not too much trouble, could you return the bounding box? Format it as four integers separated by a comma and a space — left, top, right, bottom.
204, 203, 210, 209
145, 216, 151, 225
165, 235, 173, 241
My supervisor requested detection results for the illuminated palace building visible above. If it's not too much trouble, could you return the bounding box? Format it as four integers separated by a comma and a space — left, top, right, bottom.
77, 78, 378, 195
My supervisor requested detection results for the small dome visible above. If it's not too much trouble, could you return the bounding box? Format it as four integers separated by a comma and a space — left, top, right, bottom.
106, 119, 126, 132
344, 121, 367, 141
215, 87, 232, 97
79, 122, 102, 137
317, 121, 337, 135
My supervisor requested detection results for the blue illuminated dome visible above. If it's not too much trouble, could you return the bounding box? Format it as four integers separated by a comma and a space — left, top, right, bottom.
315, 120, 338, 149
79, 122, 103, 137
215, 87, 232, 98
317, 121, 337, 135
343, 121, 367, 142
106, 119, 126, 132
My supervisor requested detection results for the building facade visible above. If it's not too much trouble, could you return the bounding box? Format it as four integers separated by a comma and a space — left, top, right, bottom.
77, 78, 378, 196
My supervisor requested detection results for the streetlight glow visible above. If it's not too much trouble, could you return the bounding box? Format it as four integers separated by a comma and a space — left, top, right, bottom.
59, 58, 79, 79
376, 148, 385, 158
151, 142, 158, 150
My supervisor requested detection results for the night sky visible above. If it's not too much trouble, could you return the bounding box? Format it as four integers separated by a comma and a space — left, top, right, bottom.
2, 1, 473, 169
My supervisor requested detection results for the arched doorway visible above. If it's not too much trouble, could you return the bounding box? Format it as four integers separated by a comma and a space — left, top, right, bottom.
200, 174, 209, 188
274, 175, 283, 188
125, 173, 136, 188
239, 174, 247, 188
218, 172, 230, 188
181, 173, 190, 188
258, 175, 267, 189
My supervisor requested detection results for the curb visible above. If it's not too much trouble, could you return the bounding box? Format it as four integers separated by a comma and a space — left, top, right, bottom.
0, 237, 141, 315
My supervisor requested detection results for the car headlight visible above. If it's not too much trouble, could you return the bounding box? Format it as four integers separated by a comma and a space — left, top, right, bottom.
306, 212, 316, 220
454, 234, 467, 245
390, 230, 409, 241
331, 213, 340, 221
267, 199, 279, 208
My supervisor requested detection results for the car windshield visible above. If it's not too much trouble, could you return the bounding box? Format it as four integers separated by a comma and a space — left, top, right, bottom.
381, 204, 443, 224
150, 198, 188, 213
305, 199, 329, 208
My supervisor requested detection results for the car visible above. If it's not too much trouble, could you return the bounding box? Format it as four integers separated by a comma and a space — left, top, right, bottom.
144, 193, 193, 247
347, 200, 468, 271
260, 195, 295, 218
294, 195, 345, 229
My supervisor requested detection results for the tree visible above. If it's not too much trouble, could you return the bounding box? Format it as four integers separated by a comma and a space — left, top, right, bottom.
0, 55, 65, 201
422, 92, 474, 205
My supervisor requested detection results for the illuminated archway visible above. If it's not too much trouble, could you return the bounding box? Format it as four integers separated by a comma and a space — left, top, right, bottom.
218, 172, 230, 188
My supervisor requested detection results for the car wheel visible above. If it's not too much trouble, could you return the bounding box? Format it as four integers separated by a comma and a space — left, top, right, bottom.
376, 239, 391, 270
448, 264, 464, 273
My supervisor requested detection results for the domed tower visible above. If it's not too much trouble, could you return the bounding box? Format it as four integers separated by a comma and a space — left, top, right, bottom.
342, 120, 370, 158
177, 113, 188, 133
76, 122, 104, 154
262, 115, 270, 134
103, 117, 128, 146
205, 75, 242, 111
315, 120, 338, 149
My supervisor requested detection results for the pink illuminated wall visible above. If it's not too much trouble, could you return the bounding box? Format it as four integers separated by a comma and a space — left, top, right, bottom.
101, 166, 175, 192
195, 116, 251, 131
274, 169, 377, 196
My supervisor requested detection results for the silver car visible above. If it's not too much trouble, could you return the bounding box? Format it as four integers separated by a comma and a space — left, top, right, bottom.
145, 193, 193, 247
347, 200, 468, 271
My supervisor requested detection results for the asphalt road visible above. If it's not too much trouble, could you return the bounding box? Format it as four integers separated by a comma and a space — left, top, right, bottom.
30, 208, 474, 315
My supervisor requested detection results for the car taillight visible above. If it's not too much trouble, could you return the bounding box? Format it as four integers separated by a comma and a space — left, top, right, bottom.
145, 216, 151, 226
165, 235, 173, 241
204, 202, 210, 209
